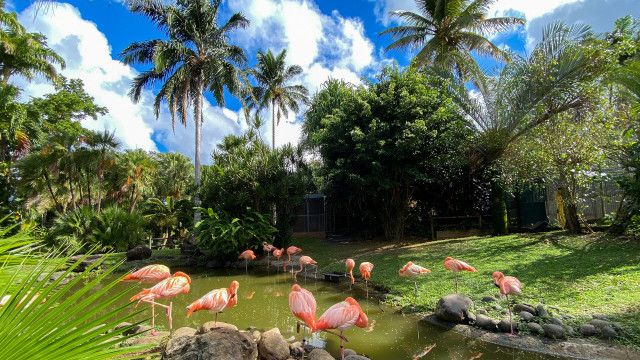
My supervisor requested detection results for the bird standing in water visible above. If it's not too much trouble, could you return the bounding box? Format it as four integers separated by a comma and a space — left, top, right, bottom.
186, 280, 239, 325
122, 264, 171, 331
398, 261, 431, 304
272, 248, 284, 271
263, 242, 275, 268
130, 271, 191, 334
492, 271, 522, 335
239, 250, 256, 274
315, 297, 368, 360
359, 262, 374, 298
293, 255, 317, 281
443, 257, 477, 292
345, 259, 355, 290
289, 284, 317, 358
284, 246, 303, 272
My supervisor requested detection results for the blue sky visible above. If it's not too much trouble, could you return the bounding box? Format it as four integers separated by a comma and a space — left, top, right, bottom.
8, 0, 640, 162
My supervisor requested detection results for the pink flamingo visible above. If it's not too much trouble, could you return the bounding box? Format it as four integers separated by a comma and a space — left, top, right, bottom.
315, 297, 368, 360
284, 246, 302, 271
186, 280, 239, 325
272, 248, 284, 271
399, 261, 431, 302
359, 262, 374, 298
293, 255, 317, 281
130, 271, 191, 334
493, 271, 522, 335
239, 250, 256, 274
289, 284, 317, 356
345, 259, 355, 289
443, 257, 477, 292
263, 242, 275, 268
122, 264, 171, 331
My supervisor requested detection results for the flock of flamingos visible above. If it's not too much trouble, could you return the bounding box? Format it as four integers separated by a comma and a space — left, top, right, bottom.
123, 242, 523, 359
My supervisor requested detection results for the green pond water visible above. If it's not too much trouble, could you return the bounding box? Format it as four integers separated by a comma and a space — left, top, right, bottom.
109, 268, 563, 360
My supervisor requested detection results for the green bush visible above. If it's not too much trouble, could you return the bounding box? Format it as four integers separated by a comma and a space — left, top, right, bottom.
195, 207, 276, 260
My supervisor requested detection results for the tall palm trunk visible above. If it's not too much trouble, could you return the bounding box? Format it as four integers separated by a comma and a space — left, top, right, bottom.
271, 99, 276, 150
193, 78, 204, 224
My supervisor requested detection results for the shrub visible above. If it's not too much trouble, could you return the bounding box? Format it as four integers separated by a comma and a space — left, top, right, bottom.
92, 206, 148, 251
195, 208, 276, 260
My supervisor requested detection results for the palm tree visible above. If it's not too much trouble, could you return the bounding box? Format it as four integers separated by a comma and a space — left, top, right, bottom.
380, 0, 524, 83
247, 49, 309, 149
86, 130, 119, 212
121, 0, 249, 221
154, 152, 194, 199
143, 196, 181, 247
451, 23, 607, 234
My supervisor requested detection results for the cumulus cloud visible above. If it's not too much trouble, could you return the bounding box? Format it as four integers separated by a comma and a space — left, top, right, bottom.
16, 2, 244, 163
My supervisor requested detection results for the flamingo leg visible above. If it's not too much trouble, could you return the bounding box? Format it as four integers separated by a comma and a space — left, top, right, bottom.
340, 330, 344, 360
215, 312, 218, 325
455, 273, 459, 293
365, 280, 369, 299
414, 280, 418, 300
245, 259, 248, 274
168, 301, 173, 334
151, 302, 155, 332
507, 294, 513, 335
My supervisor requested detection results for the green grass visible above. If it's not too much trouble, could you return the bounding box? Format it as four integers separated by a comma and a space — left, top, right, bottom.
294, 232, 640, 347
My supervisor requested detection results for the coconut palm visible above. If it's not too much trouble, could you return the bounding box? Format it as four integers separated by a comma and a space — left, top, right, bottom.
86, 130, 119, 212
450, 23, 607, 234
121, 0, 249, 221
247, 49, 309, 149
380, 0, 524, 83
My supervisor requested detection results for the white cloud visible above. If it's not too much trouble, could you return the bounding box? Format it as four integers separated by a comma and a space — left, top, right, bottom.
16, 2, 243, 164
488, 0, 583, 21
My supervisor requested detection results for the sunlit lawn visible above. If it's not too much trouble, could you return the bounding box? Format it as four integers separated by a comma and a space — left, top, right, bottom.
294, 232, 640, 346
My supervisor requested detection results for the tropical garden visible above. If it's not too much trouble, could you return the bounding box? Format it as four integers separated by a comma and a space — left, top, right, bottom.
1, 0, 640, 359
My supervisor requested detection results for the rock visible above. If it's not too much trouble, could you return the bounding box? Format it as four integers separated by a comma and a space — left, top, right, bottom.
564, 325, 575, 337
172, 327, 197, 338
434, 294, 474, 324
536, 304, 548, 318
519, 311, 535, 322
344, 356, 370, 360
308, 348, 335, 360
592, 314, 609, 320
474, 315, 498, 331
123, 331, 169, 348
601, 326, 618, 339
549, 317, 564, 326
258, 328, 290, 360
467, 312, 476, 323
119, 324, 151, 336
126, 246, 152, 261
513, 304, 536, 315
589, 319, 611, 330
114, 322, 132, 333
289, 342, 304, 358
481, 296, 497, 302
251, 330, 262, 343
476, 309, 487, 315
343, 349, 357, 357
68, 254, 102, 272
498, 319, 518, 333
491, 304, 503, 311
542, 324, 566, 339
164, 328, 258, 360
527, 323, 544, 335
579, 324, 598, 337
198, 321, 239, 334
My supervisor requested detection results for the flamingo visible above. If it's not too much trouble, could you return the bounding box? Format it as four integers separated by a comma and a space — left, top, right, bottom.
443, 257, 477, 293
359, 262, 374, 298
289, 284, 317, 357
130, 271, 191, 334
293, 255, 317, 281
263, 242, 275, 268
122, 264, 171, 331
273, 248, 284, 271
345, 259, 355, 289
239, 250, 256, 274
398, 261, 431, 303
284, 246, 302, 272
315, 297, 368, 360
492, 271, 522, 335
186, 280, 239, 325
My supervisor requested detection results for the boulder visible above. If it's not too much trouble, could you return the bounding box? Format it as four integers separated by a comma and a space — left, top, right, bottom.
258, 328, 290, 360
536, 304, 548, 318
527, 323, 544, 335
123, 331, 169, 349
172, 327, 197, 338
498, 319, 518, 333
344, 356, 370, 360
481, 296, 497, 302
542, 324, 566, 339
118, 323, 151, 336
198, 321, 239, 334
589, 319, 611, 330
434, 294, 474, 324
474, 315, 498, 331
579, 324, 598, 337
513, 304, 536, 315
68, 254, 102, 272
164, 328, 258, 360
126, 246, 152, 261
601, 326, 618, 339
519, 311, 534, 322
476, 308, 487, 315
342, 349, 357, 357
592, 314, 609, 320
289, 342, 304, 358
308, 348, 335, 360
549, 317, 564, 326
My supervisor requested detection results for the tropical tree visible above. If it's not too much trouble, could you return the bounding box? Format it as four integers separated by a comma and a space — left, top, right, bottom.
153, 152, 194, 199
247, 49, 309, 149
122, 0, 250, 221
380, 0, 524, 83
114, 149, 156, 214
451, 23, 611, 234
143, 196, 182, 246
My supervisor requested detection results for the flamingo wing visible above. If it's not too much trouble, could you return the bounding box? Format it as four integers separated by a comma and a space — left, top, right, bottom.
315, 301, 360, 331
123, 264, 170, 282
289, 290, 316, 329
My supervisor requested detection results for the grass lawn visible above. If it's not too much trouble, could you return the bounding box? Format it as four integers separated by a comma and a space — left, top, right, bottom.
293, 232, 640, 347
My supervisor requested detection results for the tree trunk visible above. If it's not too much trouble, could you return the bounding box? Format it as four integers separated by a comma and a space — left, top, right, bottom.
43, 171, 62, 212
68, 178, 77, 210
558, 186, 581, 234
490, 178, 509, 235
271, 100, 276, 150
193, 78, 204, 224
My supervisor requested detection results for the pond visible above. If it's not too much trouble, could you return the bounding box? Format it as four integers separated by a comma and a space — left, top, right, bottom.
110, 267, 564, 360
